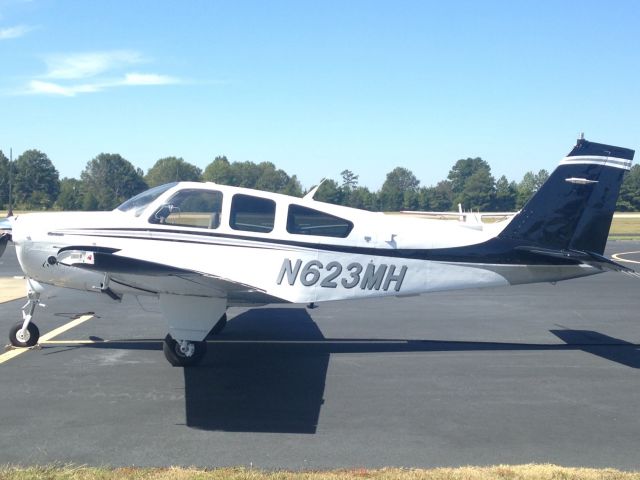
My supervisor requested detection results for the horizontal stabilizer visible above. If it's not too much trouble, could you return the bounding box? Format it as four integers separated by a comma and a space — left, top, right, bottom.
515, 245, 640, 278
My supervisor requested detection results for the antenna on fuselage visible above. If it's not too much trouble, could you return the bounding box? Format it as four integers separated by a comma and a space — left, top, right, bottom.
303, 178, 327, 200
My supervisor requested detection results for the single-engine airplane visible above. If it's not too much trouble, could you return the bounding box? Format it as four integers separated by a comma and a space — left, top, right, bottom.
0, 137, 636, 366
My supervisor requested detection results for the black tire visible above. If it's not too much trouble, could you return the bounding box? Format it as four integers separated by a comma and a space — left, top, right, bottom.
9, 322, 40, 348
162, 334, 207, 367
207, 313, 227, 337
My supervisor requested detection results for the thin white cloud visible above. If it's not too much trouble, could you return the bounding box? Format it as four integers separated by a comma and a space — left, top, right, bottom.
16, 50, 182, 97
26, 80, 102, 97
0, 24, 33, 39
22, 73, 181, 97
44, 51, 144, 80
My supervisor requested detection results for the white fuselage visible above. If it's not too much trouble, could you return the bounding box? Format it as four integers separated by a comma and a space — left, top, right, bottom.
10, 182, 599, 307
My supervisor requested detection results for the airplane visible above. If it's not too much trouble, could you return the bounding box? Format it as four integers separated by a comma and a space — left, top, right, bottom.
0, 136, 636, 367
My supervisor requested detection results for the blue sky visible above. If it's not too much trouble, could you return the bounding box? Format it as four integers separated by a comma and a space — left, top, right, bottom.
1, 0, 638, 191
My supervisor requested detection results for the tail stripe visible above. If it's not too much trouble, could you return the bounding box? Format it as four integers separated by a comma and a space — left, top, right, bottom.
559, 156, 632, 170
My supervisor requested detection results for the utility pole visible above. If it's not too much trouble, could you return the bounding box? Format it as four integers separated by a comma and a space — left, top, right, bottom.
7, 148, 13, 217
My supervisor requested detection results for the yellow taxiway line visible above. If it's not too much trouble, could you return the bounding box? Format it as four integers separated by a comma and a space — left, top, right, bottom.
0, 314, 94, 365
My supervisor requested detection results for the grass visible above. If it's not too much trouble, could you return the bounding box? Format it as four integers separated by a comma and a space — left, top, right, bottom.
1, 465, 640, 480
608, 215, 640, 239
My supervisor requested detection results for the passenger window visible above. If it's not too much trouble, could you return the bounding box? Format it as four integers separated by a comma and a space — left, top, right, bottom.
287, 204, 353, 238
230, 194, 276, 233
150, 189, 223, 229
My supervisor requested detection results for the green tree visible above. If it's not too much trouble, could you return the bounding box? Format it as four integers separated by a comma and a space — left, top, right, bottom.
14, 150, 60, 209
203, 156, 302, 196
349, 186, 378, 210
314, 179, 343, 204
82, 190, 99, 210
403, 190, 420, 210
340, 169, 359, 191
55, 178, 84, 210
447, 158, 491, 195
281, 174, 304, 197
516, 169, 549, 208
0, 150, 9, 208
378, 167, 419, 211
456, 169, 495, 211
617, 165, 640, 211
251, 162, 294, 193
202, 156, 233, 184
447, 157, 495, 210
145, 157, 201, 187
230, 161, 262, 188
493, 175, 517, 211
81, 153, 147, 210
339, 169, 360, 207
421, 181, 454, 211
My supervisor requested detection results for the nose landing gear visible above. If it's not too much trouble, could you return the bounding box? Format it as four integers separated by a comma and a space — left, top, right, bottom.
9, 321, 40, 348
8, 282, 43, 348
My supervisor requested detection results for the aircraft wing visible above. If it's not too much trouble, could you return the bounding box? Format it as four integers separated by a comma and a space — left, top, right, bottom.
56, 246, 286, 306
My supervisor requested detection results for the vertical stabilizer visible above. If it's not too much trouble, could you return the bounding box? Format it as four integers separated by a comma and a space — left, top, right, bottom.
499, 138, 635, 255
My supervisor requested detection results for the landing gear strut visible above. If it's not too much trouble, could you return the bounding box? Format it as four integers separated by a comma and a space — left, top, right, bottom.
162, 334, 207, 367
8, 284, 43, 348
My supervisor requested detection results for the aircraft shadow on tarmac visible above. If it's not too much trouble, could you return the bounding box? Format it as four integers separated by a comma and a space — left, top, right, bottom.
185, 321, 640, 433
184, 307, 329, 434
50, 308, 640, 434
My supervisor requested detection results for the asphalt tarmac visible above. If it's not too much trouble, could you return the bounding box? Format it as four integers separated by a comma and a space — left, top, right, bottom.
1, 242, 639, 469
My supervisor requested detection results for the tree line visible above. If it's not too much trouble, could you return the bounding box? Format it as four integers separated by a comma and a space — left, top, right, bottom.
1, 149, 640, 212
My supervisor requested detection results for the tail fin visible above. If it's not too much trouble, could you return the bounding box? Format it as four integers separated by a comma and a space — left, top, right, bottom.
499, 137, 635, 255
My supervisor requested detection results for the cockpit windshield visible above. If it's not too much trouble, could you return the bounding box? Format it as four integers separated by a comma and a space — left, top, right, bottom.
116, 182, 178, 216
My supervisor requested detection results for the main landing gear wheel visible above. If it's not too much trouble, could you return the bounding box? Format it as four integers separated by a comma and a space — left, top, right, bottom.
207, 313, 227, 337
9, 321, 40, 348
162, 334, 207, 367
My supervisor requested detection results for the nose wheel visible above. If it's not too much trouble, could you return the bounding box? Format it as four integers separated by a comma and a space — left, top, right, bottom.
9, 321, 40, 348
8, 285, 44, 348
162, 334, 207, 367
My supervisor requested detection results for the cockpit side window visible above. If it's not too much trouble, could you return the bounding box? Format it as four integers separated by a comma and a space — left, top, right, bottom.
230, 194, 276, 233
287, 204, 353, 238
150, 189, 223, 229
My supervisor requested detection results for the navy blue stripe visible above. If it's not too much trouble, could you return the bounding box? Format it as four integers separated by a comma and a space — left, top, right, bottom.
58, 227, 580, 267
567, 139, 634, 161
